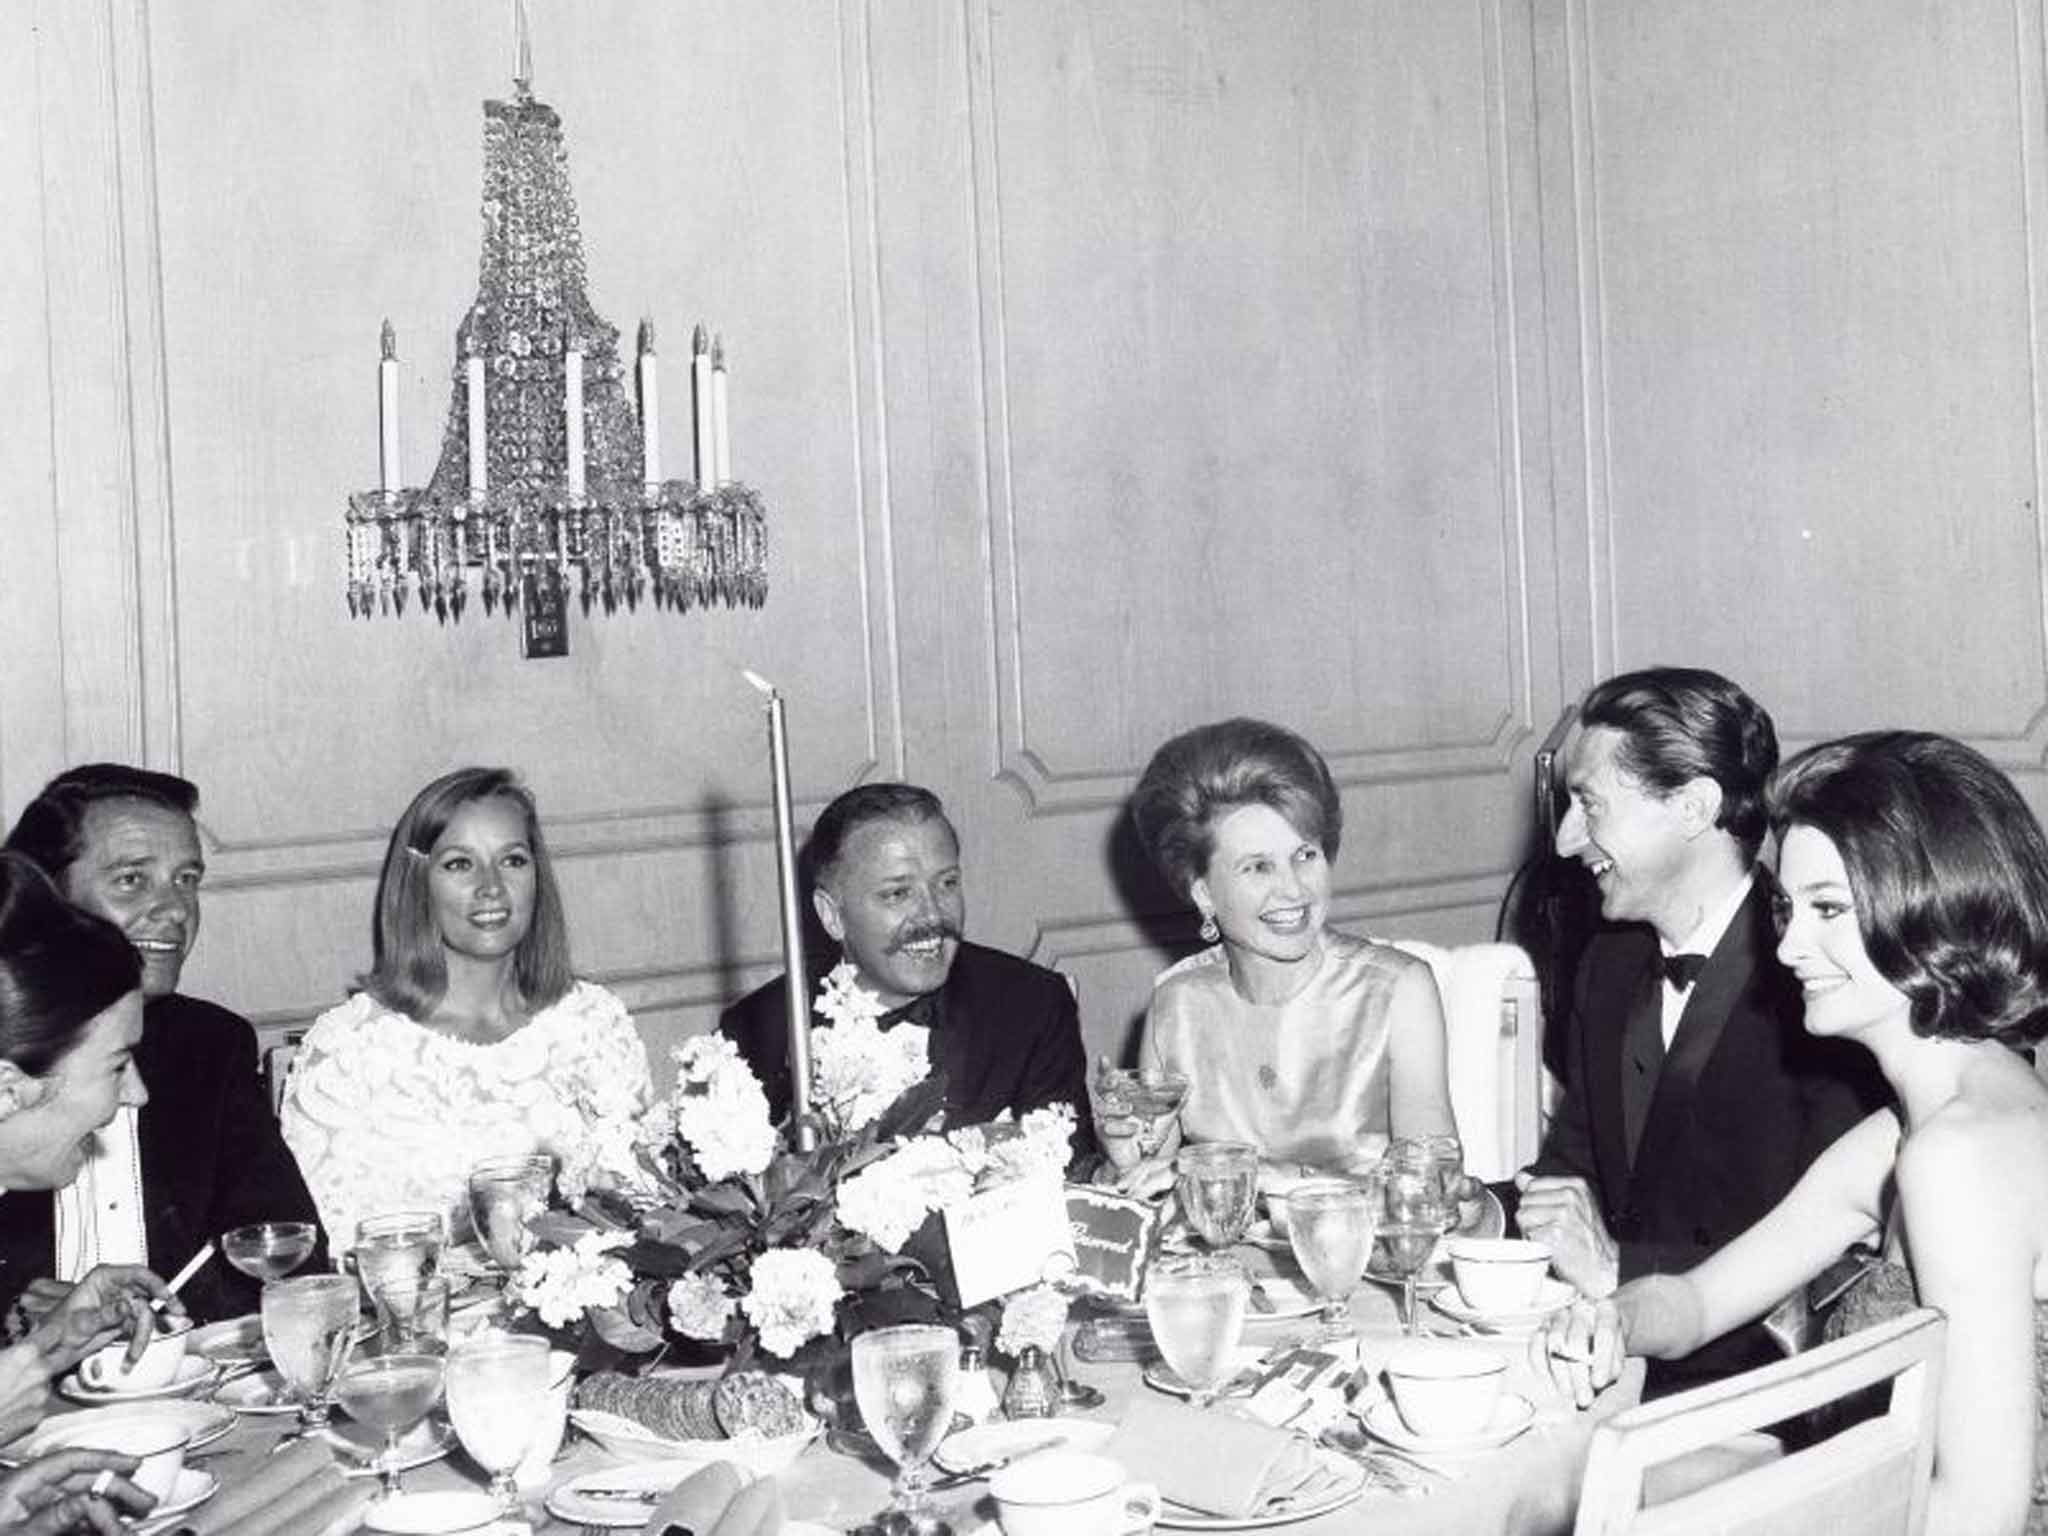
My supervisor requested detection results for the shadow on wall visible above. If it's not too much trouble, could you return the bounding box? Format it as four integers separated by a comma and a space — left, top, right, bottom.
1099, 807, 1201, 1069
703, 791, 837, 1015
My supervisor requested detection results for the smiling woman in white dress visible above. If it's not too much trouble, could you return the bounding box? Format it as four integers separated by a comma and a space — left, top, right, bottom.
1117, 719, 1458, 1194
281, 768, 650, 1250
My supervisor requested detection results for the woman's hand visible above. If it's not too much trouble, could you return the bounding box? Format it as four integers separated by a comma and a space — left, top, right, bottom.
26, 1267, 180, 1377
1110, 1153, 1176, 1200
640, 1461, 785, 1536
1529, 1295, 1626, 1410
0, 1449, 155, 1534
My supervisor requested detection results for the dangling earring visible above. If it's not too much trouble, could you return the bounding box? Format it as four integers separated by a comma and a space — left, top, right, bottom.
1198, 911, 1219, 944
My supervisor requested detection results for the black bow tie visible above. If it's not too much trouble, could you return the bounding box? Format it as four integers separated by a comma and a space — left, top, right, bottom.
878, 993, 939, 1033
1660, 952, 1708, 990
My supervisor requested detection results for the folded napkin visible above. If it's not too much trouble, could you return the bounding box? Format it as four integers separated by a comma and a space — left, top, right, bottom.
173, 1438, 358, 1536
1102, 1398, 1344, 1520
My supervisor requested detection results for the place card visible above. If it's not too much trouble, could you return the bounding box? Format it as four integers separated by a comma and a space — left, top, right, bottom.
1063, 1186, 1160, 1303
944, 1174, 1076, 1308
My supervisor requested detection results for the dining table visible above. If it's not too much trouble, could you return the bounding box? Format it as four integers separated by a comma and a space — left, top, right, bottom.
169, 1252, 1644, 1536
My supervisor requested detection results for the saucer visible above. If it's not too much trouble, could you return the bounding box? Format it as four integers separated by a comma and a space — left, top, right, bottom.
5, 1399, 236, 1466
361, 1488, 500, 1534
209, 1369, 301, 1415
58, 1356, 217, 1405
1362, 1392, 1536, 1456
1430, 1277, 1577, 1333
134, 1468, 218, 1530
323, 1415, 455, 1476
1141, 1345, 1267, 1399
933, 1416, 1115, 1473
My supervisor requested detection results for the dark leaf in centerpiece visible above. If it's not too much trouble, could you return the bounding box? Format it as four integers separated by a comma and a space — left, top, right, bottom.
834, 1249, 925, 1292
641, 1213, 723, 1251
873, 1072, 950, 1143
689, 1182, 757, 1218
616, 1238, 694, 1278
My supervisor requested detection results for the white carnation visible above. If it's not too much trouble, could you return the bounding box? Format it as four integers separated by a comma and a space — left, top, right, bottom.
514, 1228, 633, 1329
740, 1247, 844, 1358
669, 1035, 777, 1181
996, 1283, 1070, 1357
665, 1273, 736, 1342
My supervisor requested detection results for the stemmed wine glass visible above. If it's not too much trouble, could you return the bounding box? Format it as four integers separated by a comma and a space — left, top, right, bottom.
352, 1211, 444, 1306
444, 1333, 550, 1515
335, 1351, 445, 1496
1374, 1162, 1450, 1337
1281, 1181, 1377, 1340
1175, 1142, 1260, 1250
851, 1323, 960, 1536
467, 1156, 553, 1273
261, 1274, 362, 1432
1143, 1253, 1252, 1409
222, 1222, 317, 1283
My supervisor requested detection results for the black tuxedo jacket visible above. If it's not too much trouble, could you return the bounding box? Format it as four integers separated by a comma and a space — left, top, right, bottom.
1528, 881, 1887, 1395
0, 993, 326, 1324
719, 941, 1096, 1163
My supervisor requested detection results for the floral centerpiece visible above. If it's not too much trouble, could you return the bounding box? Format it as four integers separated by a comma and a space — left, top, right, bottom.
514, 962, 1078, 1388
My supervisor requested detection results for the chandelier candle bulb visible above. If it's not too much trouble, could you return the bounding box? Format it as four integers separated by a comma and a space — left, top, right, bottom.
743, 668, 814, 1148
379, 320, 401, 494
712, 335, 731, 488
466, 342, 488, 497
565, 326, 587, 500
637, 319, 660, 487
693, 322, 714, 492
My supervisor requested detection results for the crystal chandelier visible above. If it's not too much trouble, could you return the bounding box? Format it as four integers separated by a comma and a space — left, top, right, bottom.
344, 62, 767, 624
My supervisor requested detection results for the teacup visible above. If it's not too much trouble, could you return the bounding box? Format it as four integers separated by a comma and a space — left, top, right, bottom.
1383, 1340, 1507, 1439
1446, 1236, 1552, 1313
32, 1412, 190, 1501
78, 1314, 193, 1393
992, 1451, 1161, 1536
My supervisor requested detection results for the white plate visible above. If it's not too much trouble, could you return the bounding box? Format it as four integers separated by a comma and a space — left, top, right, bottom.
209, 1369, 302, 1415
566, 1408, 820, 1476
6, 1399, 236, 1465
1362, 1392, 1536, 1457
933, 1416, 1115, 1473
546, 1463, 840, 1531
1242, 1272, 1325, 1322
1141, 1346, 1268, 1399
1430, 1277, 1577, 1333
360, 1488, 500, 1533
189, 1314, 267, 1368
133, 1468, 218, 1531
1155, 1449, 1367, 1531
323, 1415, 455, 1476
57, 1357, 218, 1405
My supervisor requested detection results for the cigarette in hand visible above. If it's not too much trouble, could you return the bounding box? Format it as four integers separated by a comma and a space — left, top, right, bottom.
1548, 1341, 1595, 1364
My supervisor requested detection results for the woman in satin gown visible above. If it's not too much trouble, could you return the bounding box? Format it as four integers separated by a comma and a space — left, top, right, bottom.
1545, 731, 2048, 1536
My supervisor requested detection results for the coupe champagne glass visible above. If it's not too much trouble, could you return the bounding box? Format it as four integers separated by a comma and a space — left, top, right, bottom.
1282, 1181, 1377, 1339
445, 1333, 550, 1515
1143, 1253, 1252, 1408
336, 1351, 445, 1496
851, 1323, 960, 1536
261, 1274, 362, 1431
222, 1222, 317, 1283
1377, 1163, 1451, 1337
1092, 1067, 1190, 1170
466, 1156, 553, 1273
352, 1211, 445, 1306
1175, 1141, 1260, 1250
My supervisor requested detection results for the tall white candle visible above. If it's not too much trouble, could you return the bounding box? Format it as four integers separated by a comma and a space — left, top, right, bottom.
564, 327, 586, 501
379, 320, 401, 495
466, 344, 488, 497
637, 319, 660, 488
692, 323, 714, 494
743, 668, 814, 1147
711, 335, 731, 488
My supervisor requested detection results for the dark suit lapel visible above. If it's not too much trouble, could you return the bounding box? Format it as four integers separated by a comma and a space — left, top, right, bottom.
1630, 881, 1769, 1195
1586, 931, 1656, 1195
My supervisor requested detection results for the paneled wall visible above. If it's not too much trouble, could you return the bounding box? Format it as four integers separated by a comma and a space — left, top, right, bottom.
3, 0, 2038, 1080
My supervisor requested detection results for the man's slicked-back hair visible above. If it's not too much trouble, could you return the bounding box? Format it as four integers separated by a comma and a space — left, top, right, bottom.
4, 764, 201, 885
801, 783, 953, 892
1579, 667, 1778, 859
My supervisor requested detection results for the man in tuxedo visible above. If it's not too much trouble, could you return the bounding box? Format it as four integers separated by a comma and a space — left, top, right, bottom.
720, 782, 1093, 1162
1, 766, 325, 1323
1514, 668, 1884, 1395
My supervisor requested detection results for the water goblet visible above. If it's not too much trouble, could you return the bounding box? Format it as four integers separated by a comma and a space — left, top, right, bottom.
352, 1211, 445, 1306
1281, 1181, 1377, 1340
444, 1333, 550, 1515
850, 1323, 960, 1536
1376, 1164, 1451, 1337
1142, 1253, 1252, 1408
335, 1351, 445, 1496
1390, 1134, 1468, 1228
222, 1222, 317, 1283
261, 1274, 363, 1432
466, 1156, 553, 1272
1174, 1141, 1260, 1249
372, 1277, 451, 1353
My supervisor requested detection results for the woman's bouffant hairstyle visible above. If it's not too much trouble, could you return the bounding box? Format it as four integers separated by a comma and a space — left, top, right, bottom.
0, 852, 141, 1075
1769, 731, 2048, 1044
1130, 719, 1342, 898
361, 768, 572, 1022
1580, 667, 1779, 859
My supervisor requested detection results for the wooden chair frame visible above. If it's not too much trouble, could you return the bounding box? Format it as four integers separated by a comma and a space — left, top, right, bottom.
1574, 1306, 1945, 1536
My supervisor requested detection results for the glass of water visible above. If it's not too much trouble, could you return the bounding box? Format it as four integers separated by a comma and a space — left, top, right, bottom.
261, 1274, 362, 1431
1143, 1253, 1252, 1408
352, 1211, 444, 1306
445, 1333, 550, 1514
467, 1156, 553, 1272
1282, 1180, 1377, 1340
1175, 1141, 1260, 1249
851, 1323, 960, 1536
